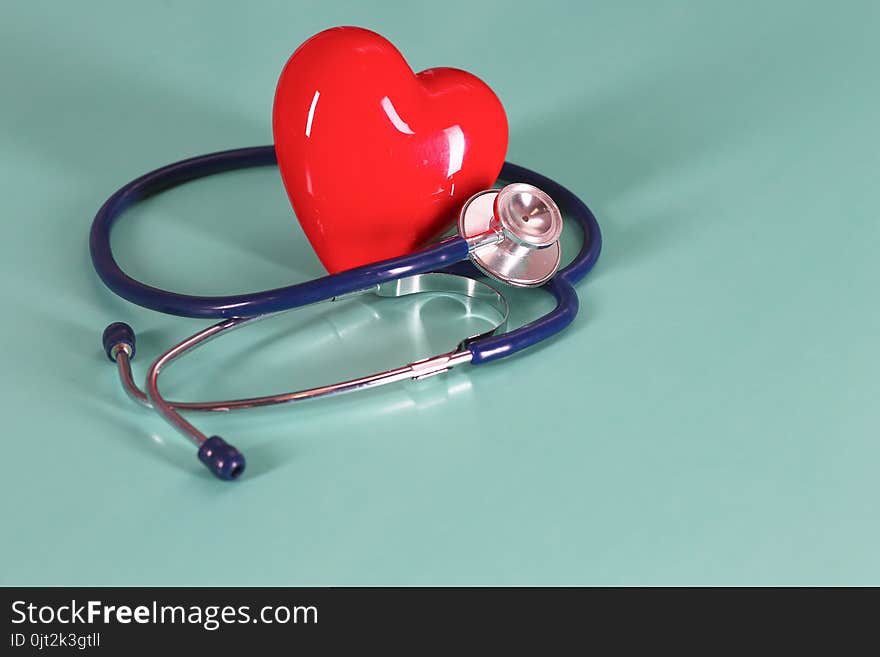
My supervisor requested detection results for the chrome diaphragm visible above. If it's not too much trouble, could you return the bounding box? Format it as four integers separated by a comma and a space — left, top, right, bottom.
459, 182, 563, 287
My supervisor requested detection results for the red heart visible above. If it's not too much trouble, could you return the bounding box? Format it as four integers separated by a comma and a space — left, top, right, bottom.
272, 27, 508, 273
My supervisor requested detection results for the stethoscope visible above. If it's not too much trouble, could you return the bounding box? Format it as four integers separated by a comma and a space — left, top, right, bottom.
90, 145, 602, 480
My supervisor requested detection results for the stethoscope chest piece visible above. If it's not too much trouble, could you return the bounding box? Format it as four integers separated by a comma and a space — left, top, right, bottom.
459, 183, 563, 287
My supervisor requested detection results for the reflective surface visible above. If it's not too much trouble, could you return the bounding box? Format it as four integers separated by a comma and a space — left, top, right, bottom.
273, 27, 508, 273
495, 183, 563, 248
4, 1, 880, 585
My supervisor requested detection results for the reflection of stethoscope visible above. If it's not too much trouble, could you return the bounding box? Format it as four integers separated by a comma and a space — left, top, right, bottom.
90, 146, 602, 480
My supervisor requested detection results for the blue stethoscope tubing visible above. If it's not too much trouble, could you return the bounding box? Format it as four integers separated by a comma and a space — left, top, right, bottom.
89, 145, 602, 365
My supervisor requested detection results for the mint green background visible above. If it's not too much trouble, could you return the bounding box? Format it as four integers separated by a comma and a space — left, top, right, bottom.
2, 0, 878, 585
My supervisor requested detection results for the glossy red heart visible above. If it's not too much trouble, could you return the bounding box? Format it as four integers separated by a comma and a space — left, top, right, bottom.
272, 27, 508, 273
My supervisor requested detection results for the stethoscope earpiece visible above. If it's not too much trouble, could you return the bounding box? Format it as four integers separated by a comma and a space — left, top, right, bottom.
459, 183, 564, 287
102, 321, 136, 362
198, 436, 246, 481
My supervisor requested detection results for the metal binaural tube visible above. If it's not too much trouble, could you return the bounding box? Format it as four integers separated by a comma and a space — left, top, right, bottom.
144, 317, 250, 447
103, 272, 508, 480
106, 273, 508, 415
114, 349, 150, 408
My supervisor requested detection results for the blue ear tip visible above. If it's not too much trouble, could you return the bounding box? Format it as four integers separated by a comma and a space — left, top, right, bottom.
102, 322, 136, 361
198, 436, 246, 481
